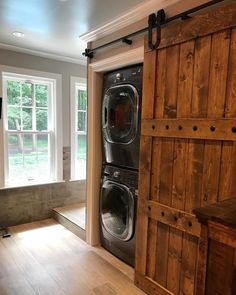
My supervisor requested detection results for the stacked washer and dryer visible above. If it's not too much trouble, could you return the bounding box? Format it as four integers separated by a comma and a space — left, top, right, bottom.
100, 64, 143, 266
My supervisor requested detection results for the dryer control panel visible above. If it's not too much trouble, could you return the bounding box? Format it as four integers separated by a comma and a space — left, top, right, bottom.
103, 64, 143, 92
103, 165, 138, 189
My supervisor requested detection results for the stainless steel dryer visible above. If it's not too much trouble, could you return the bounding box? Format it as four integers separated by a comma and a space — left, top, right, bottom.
102, 64, 143, 170
100, 165, 138, 266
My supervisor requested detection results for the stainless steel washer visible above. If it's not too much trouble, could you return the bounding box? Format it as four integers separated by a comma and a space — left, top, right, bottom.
100, 165, 138, 266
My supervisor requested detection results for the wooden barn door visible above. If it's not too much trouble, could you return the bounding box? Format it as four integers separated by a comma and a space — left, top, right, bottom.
135, 2, 236, 295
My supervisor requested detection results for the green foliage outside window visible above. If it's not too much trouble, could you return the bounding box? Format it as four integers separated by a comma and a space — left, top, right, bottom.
7, 80, 48, 131
77, 89, 87, 132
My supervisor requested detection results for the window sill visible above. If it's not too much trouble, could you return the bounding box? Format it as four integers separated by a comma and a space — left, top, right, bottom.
0, 180, 65, 190
69, 179, 86, 183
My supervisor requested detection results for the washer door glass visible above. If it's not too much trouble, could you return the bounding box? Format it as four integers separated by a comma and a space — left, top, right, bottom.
102, 85, 139, 144
101, 181, 134, 241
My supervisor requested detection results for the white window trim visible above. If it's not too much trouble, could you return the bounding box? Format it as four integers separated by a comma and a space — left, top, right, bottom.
70, 76, 87, 181
0, 65, 63, 189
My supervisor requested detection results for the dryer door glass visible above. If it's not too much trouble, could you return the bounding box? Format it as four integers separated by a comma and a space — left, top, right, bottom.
101, 181, 134, 241
102, 85, 139, 144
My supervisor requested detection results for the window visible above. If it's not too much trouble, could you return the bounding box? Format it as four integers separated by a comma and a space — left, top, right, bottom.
0, 67, 62, 188
71, 77, 87, 180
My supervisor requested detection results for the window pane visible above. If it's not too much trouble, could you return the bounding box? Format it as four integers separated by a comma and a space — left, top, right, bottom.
4, 73, 55, 187
76, 134, 86, 179
7, 80, 20, 106
22, 83, 33, 106
77, 111, 86, 132
22, 108, 33, 130
36, 109, 48, 130
7, 134, 50, 184
36, 84, 48, 107
7, 107, 21, 130
37, 134, 50, 178
8, 134, 24, 182
37, 134, 48, 152
78, 90, 87, 110
23, 134, 38, 181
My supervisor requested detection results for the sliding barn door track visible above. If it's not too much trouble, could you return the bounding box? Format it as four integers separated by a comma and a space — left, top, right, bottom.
82, 0, 225, 58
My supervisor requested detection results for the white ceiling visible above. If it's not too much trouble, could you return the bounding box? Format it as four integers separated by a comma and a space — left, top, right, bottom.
0, 0, 144, 65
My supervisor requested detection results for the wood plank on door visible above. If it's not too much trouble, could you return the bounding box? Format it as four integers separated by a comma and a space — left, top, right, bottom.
135, 3, 236, 295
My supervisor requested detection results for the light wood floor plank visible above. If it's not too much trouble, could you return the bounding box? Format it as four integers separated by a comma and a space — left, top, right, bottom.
0, 219, 145, 295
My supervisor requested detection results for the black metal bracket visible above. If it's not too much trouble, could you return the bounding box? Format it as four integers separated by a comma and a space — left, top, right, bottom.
0, 227, 11, 238
82, 37, 133, 58
148, 9, 166, 50
122, 38, 132, 45
82, 48, 94, 58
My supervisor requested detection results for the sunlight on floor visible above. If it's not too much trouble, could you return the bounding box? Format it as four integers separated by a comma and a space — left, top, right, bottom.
17, 223, 72, 246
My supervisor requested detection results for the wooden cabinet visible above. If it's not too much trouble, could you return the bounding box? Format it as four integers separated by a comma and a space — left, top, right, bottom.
135, 2, 236, 295
194, 199, 236, 295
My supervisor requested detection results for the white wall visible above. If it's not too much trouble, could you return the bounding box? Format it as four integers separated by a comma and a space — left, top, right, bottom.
0, 49, 87, 146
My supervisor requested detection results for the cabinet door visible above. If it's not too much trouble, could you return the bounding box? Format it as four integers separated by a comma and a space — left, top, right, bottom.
135, 2, 236, 295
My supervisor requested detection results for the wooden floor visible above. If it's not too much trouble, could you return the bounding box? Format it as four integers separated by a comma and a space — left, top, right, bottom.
54, 203, 86, 230
0, 219, 145, 295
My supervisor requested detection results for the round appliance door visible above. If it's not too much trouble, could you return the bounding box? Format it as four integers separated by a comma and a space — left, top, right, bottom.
101, 180, 135, 241
102, 84, 139, 144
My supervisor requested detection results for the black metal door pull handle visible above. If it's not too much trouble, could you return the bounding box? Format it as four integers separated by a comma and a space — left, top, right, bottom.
148, 9, 166, 50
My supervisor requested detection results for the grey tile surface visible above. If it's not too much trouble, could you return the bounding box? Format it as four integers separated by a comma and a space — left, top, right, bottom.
0, 147, 86, 227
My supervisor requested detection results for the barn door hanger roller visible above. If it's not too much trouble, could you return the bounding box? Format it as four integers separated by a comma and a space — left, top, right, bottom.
148, 9, 166, 50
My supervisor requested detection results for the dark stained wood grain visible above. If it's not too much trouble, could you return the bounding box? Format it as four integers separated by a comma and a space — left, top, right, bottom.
195, 199, 236, 295
166, 227, 182, 294
205, 240, 234, 295
135, 136, 152, 275
179, 233, 199, 295
195, 225, 208, 295
219, 28, 236, 201
224, 27, 236, 118
135, 3, 236, 295
135, 49, 157, 276
154, 223, 169, 285
135, 272, 174, 295
142, 118, 236, 141
185, 35, 211, 213
233, 251, 236, 294
201, 30, 230, 207
145, 201, 201, 237
146, 48, 167, 279
141, 51, 157, 120
146, 218, 158, 279
194, 198, 236, 228
208, 221, 236, 249
191, 36, 211, 118
145, 2, 236, 52
155, 45, 179, 288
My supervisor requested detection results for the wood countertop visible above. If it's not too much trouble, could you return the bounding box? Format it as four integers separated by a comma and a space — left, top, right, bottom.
193, 198, 236, 228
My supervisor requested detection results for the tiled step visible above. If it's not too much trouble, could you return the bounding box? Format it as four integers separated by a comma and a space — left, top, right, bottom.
52, 203, 86, 241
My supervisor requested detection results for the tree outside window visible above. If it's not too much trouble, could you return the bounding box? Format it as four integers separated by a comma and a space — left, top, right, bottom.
4, 78, 51, 185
